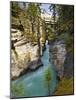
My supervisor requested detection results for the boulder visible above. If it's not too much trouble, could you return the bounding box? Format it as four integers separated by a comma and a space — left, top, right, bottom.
28, 58, 43, 70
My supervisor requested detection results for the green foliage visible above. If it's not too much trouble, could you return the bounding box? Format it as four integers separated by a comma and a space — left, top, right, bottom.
11, 2, 21, 17
11, 2, 45, 48
27, 3, 38, 18
54, 78, 73, 95
49, 5, 74, 55
56, 33, 73, 54
44, 67, 52, 95
24, 32, 38, 45
48, 32, 57, 42
44, 68, 51, 82
11, 83, 25, 97
49, 4, 56, 21
41, 33, 46, 44
65, 34, 73, 54
57, 5, 74, 33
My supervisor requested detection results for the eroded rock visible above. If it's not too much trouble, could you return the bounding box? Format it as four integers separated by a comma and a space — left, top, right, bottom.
11, 43, 42, 80
49, 40, 66, 79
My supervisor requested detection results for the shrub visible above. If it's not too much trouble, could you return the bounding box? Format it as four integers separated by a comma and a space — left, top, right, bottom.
11, 83, 25, 97
54, 77, 73, 95
44, 67, 52, 95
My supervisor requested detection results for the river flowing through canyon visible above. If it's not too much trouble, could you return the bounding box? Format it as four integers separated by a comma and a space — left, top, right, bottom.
12, 40, 58, 97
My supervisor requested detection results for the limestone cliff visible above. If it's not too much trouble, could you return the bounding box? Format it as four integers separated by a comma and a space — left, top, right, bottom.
11, 29, 43, 80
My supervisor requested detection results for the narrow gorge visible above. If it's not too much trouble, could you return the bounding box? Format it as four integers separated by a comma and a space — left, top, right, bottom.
11, 2, 74, 98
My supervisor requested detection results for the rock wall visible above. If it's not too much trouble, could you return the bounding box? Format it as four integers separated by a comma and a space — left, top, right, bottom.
11, 43, 43, 80
49, 40, 66, 79
11, 29, 43, 80
63, 52, 74, 78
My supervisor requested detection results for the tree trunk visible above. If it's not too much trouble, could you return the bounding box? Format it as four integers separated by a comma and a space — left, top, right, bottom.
37, 18, 41, 57
53, 5, 56, 33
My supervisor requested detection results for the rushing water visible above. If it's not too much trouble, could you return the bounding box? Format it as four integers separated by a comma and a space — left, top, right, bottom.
12, 40, 58, 98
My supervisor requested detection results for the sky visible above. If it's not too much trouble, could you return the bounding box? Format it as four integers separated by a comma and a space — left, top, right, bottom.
40, 4, 51, 14
19, 2, 52, 15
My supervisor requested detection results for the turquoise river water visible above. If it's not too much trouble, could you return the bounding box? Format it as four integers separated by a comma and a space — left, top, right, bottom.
12, 40, 58, 98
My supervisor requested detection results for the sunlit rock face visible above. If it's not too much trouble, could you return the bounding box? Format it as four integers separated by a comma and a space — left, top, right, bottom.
11, 43, 42, 80
49, 40, 66, 79
11, 29, 43, 80
11, 52, 30, 80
